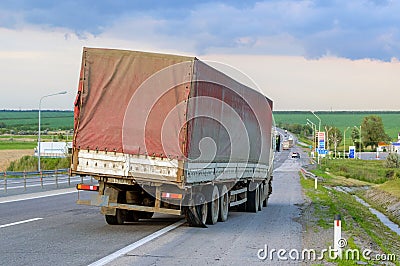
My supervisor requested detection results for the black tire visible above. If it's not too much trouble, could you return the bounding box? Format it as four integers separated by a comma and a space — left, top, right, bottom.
219, 185, 229, 222
185, 193, 208, 227
125, 211, 139, 222
186, 203, 208, 227
258, 184, 263, 211
246, 186, 259, 213
269, 181, 272, 196
137, 211, 154, 219
198, 201, 208, 225
105, 209, 126, 225
206, 186, 220, 225
263, 182, 269, 207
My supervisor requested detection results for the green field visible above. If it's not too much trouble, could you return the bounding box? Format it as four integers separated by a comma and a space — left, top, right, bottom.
274, 111, 400, 140
0, 141, 37, 150
1, 110, 399, 140
0, 110, 73, 131
0, 135, 71, 150
0, 135, 54, 139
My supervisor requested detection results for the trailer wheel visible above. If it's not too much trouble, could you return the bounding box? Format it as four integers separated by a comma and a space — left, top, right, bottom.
198, 201, 208, 225
246, 185, 259, 213
125, 211, 139, 222
258, 184, 263, 211
137, 211, 154, 219
185, 193, 208, 227
219, 185, 229, 222
206, 186, 220, 225
105, 209, 126, 225
263, 183, 269, 207
186, 203, 208, 227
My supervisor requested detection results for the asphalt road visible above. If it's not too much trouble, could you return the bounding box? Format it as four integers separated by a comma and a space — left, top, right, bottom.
109, 149, 304, 265
0, 149, 304, 265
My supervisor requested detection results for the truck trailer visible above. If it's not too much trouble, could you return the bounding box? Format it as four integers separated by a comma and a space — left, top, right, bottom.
71, 47, 275, 227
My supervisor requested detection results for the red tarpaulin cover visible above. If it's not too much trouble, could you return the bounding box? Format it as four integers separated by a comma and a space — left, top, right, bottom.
74, 47, 194, 158
74, 48, 273, 164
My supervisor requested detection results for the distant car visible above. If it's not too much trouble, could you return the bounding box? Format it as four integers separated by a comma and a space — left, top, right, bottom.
291, 152, 300, 159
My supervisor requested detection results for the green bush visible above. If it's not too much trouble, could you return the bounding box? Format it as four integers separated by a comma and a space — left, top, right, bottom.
385, 153, 400, 168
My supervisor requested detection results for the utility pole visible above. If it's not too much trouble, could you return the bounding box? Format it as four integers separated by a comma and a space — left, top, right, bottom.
38, 91, 67, 171
325, 126, 332, 157
307, 119, 317, 162
311, 111, 322, 164
353, 125, 362, 160
343, 127, 350, 159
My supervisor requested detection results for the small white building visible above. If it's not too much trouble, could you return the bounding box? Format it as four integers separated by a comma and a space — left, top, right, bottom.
391, 143, 400, 154
390, 133, 400, 155
34, 142, 72, 158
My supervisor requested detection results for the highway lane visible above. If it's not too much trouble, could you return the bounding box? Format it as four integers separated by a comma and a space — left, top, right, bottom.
0, 149, 304, 265
103, 149, 304, 265
0, 190, 181, 266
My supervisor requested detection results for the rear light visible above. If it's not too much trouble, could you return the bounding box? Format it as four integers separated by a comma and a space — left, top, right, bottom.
161, 192, 183, 199
76, 184, 99, 191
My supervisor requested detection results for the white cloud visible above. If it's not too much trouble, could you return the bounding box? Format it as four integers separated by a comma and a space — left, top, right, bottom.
203, 54, 400, 111
89, 0, 399, 60
0, 1, 400, 110
0, 25, 193, 110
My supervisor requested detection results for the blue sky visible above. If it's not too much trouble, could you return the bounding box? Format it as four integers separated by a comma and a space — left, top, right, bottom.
0, 0, 399, 110
1, 0, 399, 60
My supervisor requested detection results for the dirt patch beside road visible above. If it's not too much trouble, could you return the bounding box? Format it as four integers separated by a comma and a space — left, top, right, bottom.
0, 149, 33, 171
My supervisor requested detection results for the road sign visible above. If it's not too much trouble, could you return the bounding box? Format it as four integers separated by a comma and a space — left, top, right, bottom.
317, 148, 328, 155
349, 146, 356, 159
319, 140, 325, 149
317, 132, 325, 149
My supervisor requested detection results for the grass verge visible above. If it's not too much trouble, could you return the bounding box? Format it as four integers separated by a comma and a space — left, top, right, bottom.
378, 179, 400, 198
6, 155, 70, 171
319, 158, 400, 184
300, 176, 400, 265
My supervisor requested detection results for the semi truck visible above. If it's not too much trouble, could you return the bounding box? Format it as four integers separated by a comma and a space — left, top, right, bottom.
288, 136, 294, 148
71, 47, 275, 227
282, 140, 290, 150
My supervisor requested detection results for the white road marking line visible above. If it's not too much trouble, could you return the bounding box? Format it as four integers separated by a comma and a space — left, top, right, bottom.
88, 219, 186, 266
0, 189, 77, 204
0, 218, 43, 229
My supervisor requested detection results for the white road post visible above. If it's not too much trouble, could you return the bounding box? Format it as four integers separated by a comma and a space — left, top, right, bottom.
334, 214, 343, 259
